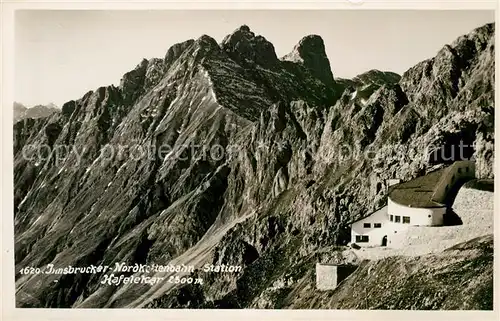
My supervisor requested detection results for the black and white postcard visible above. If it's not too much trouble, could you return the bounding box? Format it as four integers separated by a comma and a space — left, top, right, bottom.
2, 1, 498, 320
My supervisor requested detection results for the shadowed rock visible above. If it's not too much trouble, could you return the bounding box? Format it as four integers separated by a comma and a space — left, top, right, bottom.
283, 34, 334, 87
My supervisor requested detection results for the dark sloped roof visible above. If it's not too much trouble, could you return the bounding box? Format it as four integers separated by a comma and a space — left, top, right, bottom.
388, 168, 447, 208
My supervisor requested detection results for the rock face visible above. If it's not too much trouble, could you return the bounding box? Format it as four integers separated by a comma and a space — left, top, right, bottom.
13, 23, 494, 309
221, 25, 279, 68
282, 34, 335, 87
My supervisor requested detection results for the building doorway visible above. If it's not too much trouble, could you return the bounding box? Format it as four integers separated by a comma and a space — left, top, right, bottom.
381, 235, 387, 246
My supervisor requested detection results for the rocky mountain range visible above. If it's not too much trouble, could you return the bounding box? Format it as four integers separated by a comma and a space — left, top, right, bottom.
13, 23, 494, 309
13, 102, 59, 123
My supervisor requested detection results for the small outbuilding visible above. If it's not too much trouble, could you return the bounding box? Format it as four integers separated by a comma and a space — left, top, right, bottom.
315, 263, 358, 290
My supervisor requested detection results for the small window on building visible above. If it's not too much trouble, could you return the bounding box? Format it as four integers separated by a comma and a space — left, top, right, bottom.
390, 215, 394, 222
374, 223, 382, 228
428, 214, 432, 218
395, 216, 401, 223
466, 167, 469, 172
458, 168, 462, 174
355, 235, 369, 243
403, 216, 410, 224
363, 223, 371, 228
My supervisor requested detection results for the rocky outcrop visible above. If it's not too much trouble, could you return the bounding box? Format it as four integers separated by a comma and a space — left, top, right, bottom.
164, 39, 195, 69
221, 25, 279, 68
13, 23, 494, 309
282, 35, 335, 87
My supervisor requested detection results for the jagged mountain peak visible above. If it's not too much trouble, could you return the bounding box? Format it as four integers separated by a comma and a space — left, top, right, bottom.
451, 22, 494, 46
237, 24, 251, 33
399, 22, 495, 117
195, 34, 220, 49
221, 24, 279, 67
282, 34, 334, 87
296, 34, 327, 54
222, 24, 257, 41
13, 101, 59, 123
164, 39, 195, 67
282, 34, 328, 64
348, 69, 401, 87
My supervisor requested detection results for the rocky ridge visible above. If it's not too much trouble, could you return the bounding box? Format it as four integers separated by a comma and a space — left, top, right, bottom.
13, 102, 59, 123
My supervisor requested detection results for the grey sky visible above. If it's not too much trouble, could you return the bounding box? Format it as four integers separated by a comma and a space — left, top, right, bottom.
15, 10, 494, 107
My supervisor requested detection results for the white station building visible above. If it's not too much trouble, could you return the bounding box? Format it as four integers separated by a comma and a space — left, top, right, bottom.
350, 161, 475, 247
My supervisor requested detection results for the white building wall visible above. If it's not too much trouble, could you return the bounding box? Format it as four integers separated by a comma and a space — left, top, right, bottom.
315, 264, 358, 290
315, 264, 338, 290
387, 198, 446, 227
387, 179, 401, 187
351, 206, 390, 247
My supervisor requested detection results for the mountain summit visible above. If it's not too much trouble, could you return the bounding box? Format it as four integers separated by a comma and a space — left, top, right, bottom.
13, 102, 59, 123
282, 34, 334, 87
221, 25, 279, 67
